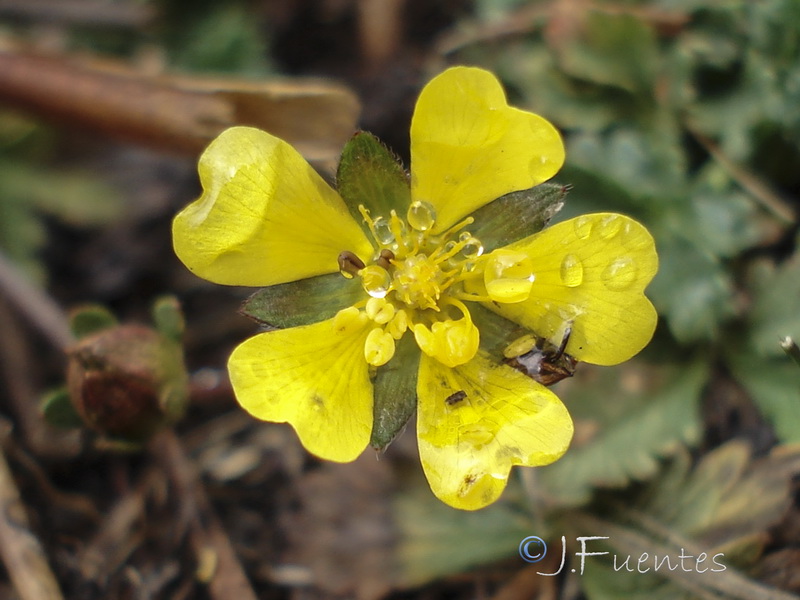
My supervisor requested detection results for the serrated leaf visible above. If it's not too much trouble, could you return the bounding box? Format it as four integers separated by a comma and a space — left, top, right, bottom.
241, 272, 364, 328
578, 442, 800, 600
336, 131, 410, 238
371, 334, 419, 451
467, 182, 566, 252
539, 361, 706, 505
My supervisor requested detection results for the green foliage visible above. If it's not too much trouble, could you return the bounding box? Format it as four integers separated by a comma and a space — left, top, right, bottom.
0, 160, 125, 283
394, 470, 531, 586
465, 0, 800, 495
539, 361, 706, 505
578, 442, 800, 600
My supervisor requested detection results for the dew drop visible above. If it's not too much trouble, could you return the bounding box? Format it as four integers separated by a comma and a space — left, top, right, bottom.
452, 232, 484, 262
360, 265, 391, 298
484, 251, 534, 303
574, 216, 593, 240
559, 254, 584, 287
601, 256, 638, 290
373, 217, 395, 245
599, 215, 623, 240
407, 200, 437, 231
461, 239, 484, 260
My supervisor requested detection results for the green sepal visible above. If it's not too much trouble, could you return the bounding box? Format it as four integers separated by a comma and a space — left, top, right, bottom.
337, 131, 411, 238
241, 272, 364, 328
40, 386, 84, 429
152, 295, 185, 342
69, 304, 118, 339
468, 182, 567, 253
469, 303, 534, 362
370, 334, 419, 451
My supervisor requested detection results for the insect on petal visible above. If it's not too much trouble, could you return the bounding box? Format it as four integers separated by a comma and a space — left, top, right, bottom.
416, 352, 574, 510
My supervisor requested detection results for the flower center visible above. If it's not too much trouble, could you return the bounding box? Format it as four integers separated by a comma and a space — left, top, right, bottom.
337, 200, 536, 369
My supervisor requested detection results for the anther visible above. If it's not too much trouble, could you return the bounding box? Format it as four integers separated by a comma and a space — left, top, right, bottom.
377, 249, 395, 270
338, 251, 365, 279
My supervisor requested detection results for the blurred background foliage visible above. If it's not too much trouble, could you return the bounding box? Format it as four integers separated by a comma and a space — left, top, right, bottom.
0, 0, 799, 599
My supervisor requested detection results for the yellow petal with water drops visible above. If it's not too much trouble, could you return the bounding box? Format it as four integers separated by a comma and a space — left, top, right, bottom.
228, 308, 374, 462
416, 352, 573, 510
483, 213, 658, 366
410, 67, 565, 233
173, 126, 373, 286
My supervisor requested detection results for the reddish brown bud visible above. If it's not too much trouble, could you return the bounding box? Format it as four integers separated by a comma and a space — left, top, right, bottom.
67, 324, 188, 441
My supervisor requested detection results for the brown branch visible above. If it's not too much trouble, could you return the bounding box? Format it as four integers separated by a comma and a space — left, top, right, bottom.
0, 48, 360, 163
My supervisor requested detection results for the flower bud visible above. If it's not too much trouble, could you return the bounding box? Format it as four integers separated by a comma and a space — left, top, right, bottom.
66, 324, 189, 441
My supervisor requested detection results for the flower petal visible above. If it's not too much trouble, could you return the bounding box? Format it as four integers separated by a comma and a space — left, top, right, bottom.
228, 309, 373, 462
416, 352, 573, 510
173, 126, 373, 286
482, 213, 658, 366
410, 67, 565, 232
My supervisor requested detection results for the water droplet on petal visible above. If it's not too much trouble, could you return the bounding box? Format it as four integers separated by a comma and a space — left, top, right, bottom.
407, 200, 437, 231
484, 251, 534, 303
574, 216, 593, 240
559, 254, 583, 287
602, 256, 638, 290
599, 215, 623, 240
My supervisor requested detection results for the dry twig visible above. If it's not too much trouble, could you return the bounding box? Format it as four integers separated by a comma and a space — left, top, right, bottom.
0, 427, 65, 600
150, 429, 259, 600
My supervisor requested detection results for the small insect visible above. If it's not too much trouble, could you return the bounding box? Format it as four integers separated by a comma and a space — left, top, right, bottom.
445, 390, 467, 406
503, 327, 578, 386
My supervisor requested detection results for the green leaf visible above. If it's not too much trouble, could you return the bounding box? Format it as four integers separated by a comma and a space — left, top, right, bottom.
647, 235, 735, 343
727, 349, 800, 444
745, 256, 800, 358
578, 442, 800, 600
556, 11, 659, 94
40, 387, 84, 429
336, 131, 410, 238
539, 360, 706, 505
394, 469, 530, 586
467, 182, 567, 252
241, 272, 364, 328
370, 334, 419, 451
69, 305, 118, 339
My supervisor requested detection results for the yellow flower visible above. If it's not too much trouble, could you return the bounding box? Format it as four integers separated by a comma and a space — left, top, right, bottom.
173, 67, 658, 510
